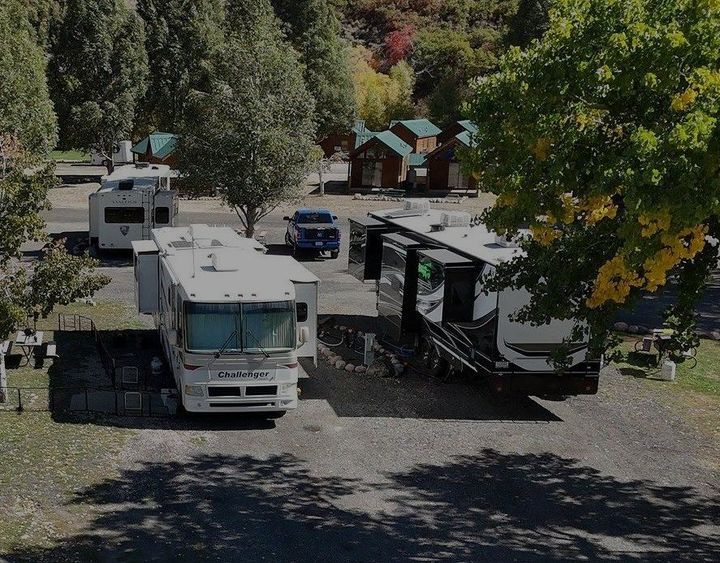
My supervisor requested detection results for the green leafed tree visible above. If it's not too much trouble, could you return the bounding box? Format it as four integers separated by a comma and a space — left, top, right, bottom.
271, 0, 355, 138
464, 0, 720, 358
135, 0, 224, 134
179, 0, 316, 238
0, 0, 109, 340
0, 0, 57, 155
48, 0, 148, 172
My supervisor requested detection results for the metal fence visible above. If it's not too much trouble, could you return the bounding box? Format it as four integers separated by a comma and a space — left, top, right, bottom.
0, 386, 175, 417
58, 313, 117, 382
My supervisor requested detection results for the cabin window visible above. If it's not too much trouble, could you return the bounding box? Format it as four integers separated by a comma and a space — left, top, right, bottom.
105, 207, 144, 224
155, 206, 170, 224
296, 302, 308, 322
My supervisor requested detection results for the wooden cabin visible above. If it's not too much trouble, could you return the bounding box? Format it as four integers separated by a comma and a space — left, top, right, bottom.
348, 131, 412, 191
318, 121, 376, 158
131, 132, 180, 167
425, 131, 477, 193
436, 120, 478, 146
389, 119, 441, 154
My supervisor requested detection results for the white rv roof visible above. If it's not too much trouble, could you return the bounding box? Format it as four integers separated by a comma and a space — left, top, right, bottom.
150, 226, 318, 303
101, 163, 171, 182
370, 207, 525, 266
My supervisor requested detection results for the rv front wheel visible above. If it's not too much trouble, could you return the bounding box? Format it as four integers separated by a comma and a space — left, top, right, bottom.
330, 250, 339, 259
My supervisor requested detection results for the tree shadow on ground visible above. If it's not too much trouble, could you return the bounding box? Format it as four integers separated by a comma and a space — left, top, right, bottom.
4, 449, 718, 562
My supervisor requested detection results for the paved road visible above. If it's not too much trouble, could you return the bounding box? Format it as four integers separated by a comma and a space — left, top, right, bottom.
16, 187, 717, 562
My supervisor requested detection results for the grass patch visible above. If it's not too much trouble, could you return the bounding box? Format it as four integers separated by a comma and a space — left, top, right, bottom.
49, 150, 89, 162
612, 334, 720, 399
0, 299, 144, 553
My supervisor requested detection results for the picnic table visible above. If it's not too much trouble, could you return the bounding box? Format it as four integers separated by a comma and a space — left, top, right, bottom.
14, 330, 44, 366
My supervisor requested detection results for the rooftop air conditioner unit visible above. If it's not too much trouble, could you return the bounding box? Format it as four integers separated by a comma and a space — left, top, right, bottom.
387, 199, 430, 218
441, 211, 471, 228
211, 252, 240, 272
494, 232, 520, 248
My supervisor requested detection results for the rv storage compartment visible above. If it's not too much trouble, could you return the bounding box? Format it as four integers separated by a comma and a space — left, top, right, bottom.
416, 249, 476, 323
348, 217, 396, 281
378, 233, 430, 340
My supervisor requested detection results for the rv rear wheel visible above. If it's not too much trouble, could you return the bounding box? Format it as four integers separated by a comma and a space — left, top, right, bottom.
429, 349, 450, 379
267, 411, 286, 419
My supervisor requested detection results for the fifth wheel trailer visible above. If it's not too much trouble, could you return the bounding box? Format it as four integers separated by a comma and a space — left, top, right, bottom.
89, 163, 177, 250
132, 225, 319, 414
349, 200, 601, 395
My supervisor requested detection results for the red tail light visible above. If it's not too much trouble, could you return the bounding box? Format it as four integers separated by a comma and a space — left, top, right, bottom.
184, 363, 201, 370
284, 363, 298, 369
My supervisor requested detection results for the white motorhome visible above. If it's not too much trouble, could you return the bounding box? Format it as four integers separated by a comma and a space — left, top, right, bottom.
349, 200, 601, 396
89, 163, 177, 250
132, 225, 319, 414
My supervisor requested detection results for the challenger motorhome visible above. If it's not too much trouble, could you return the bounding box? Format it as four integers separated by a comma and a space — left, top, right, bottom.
349, 200, 601, 395
132, 225, 319, 414
90, 163, 177, 250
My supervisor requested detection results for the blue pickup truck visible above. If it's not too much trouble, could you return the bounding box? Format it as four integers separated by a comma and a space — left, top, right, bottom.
284, 208, 341, 258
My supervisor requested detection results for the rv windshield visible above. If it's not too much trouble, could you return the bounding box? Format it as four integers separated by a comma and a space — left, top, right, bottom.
242, 301, 295, 352
184, 301, 295, 353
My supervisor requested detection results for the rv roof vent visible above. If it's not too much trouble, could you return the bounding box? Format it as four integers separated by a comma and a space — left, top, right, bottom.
441, 211, 471, 228
211, 252, 240, 272
171, 240, 193, 249
135, 162, 149, 168
118, 180, 134, 190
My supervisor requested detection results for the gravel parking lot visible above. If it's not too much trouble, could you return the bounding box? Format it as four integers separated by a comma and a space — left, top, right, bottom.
9, 180, 717, 562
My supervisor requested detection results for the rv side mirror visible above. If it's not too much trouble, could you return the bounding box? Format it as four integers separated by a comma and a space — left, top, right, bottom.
332, 215, 338, 220
283, 216, 290, 221
299, 326, 310, 345
167, 329, 178, 347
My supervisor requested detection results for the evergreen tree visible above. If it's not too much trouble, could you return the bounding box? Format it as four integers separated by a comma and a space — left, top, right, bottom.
136, 0, 224, 133
271, 0, 355, 138
48, 0, 148, 172
180, 0, 316, 238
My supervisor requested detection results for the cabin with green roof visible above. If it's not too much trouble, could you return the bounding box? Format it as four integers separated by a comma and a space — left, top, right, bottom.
131, 132, 180, 167
348, 130, 413, 191
389, 119, 441, 154
437, 120, 478, 145
425, 130, 477, 193
318, 120, 376, 158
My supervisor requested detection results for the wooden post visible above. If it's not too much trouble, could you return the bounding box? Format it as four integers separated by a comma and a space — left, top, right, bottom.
0, 351, 6, 404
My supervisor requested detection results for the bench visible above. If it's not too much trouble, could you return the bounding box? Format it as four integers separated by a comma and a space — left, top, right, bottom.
45, 341, 59, 360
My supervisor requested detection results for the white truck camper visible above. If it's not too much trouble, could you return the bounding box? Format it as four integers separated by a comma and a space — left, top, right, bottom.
132, 225, 319, 414
90, 163, 177, 250
349, 200, 601, 396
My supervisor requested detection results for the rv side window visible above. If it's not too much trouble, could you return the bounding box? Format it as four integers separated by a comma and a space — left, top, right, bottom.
155, 206, 170, 224
105, 207, 145, 224
296, 303, 308, 322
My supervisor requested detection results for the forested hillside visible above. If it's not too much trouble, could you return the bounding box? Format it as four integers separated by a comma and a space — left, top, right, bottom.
333, 0, 549, 127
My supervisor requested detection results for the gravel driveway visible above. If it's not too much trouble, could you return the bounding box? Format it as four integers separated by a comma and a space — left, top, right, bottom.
7, 183, 716, 562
